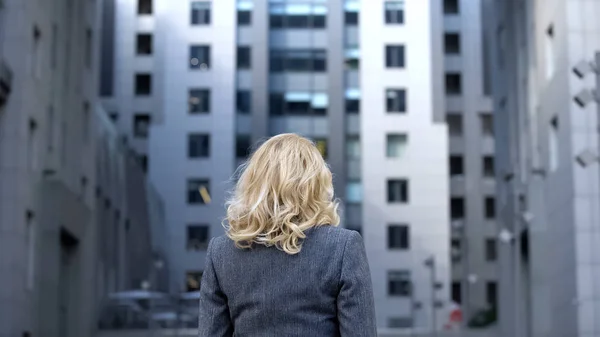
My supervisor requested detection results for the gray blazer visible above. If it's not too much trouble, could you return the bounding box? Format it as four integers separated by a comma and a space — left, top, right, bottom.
198, 225, 377, 337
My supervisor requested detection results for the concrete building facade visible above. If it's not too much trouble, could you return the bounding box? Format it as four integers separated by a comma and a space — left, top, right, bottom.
487, 0, 600, 336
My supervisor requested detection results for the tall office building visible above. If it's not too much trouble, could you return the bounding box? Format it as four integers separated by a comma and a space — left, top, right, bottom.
103, 0, 450, 330
441, 0, 499, 322
487, 0, 600, 336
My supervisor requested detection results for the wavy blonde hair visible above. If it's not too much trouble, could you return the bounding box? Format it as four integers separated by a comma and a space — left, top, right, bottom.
224, 133, 340, 254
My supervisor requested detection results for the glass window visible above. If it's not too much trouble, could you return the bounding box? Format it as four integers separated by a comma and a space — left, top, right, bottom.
483, 156, 495, 177
133, 113, 151, 138
451, 238, 461, 261
136, 34, 152, 55
138, 0, 152, 15
386, 89, 406, 113
485, 238, 497, 261
447, 114, 462, 136
238, 10, 252, 25
269, 49, 327, 73
385, 45, 405, 68
387, 179, 408, 203
236, 135, 251, 158
269, 3, 327, 29
480, 113, 494, 136
186, 271, 203, 291
346, 181, 362, 204
444, 33, 460, 54
388, 224, 409, 249
134, 73, 152, 95
269, 92, 328, 116
346, 136, 360, 159
486, 282, 498, 307
236, 91, 251, 114
187, 179, 210, 204
191, 1, 211, 25
450, 197, 464, 220
384, 1, 404, 24
452, 282, 462, 304
345, 11, 359, 25
346, 88, 360, 114
388, 270, 411, 296
450, 156, 463, 176
190, 45, 210, 69
237, 46, 252, 69
188, 133, 210, 158
445, 73, 462, 94
189, 89, 210, 114
386, 134, 408, 158
443, 0, 459, 14
187, 225, 209, 250
485, 197, 496, 219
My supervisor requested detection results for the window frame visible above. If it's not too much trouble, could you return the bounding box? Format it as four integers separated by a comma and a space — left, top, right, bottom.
237, 46, 252, 69
133, 113, 151, 138
385, 45, 405, 68
188, 88, 211, 114
386, 134, 408, 158
386, 88, 407, 113
384, 1, 405, 25
187, 225, 210, 251
191, 1, 211, 25
186, 271, 203, 292
388, 270, 411, 297
450, 155, 464, 176
190, 45, 211, 70
387, 179, 409, 203
450, 197, 465, 220
134, 73, 152, 96
388, 224, 410, 250
188, 133, 211, 159
187, 178, 211, 205
236, 90, 252, 114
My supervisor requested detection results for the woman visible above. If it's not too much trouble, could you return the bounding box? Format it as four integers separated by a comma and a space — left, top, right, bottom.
198, 133, 377, 336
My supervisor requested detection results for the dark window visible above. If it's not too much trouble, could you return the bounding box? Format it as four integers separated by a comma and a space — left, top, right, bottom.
486, 282, 497, 307
236, 91, 252, 114
387, 179, 409, 203
189, 89, 210, 114
481, 113, 494, 136
451, 239, 461, 261
386, 89, 406, 113
483, 156, 495, 177
485, 238, 497, 262
450, 197, 464, 220
446, 73, 462, 94
345, 11, 359, 25
236, 135, 251, 158
188, 134, 210, 158
186, 271, 203, 291
450, 156, 463, 176
269, 6, 327, 29
444, 33, 460, 54
191, 1, 211, 25
136, 34, 153, 55
139, 155, 148, 173
385, 1, 404, 24
288, 14, 309, 28
138, 0, 152, 15
269, 92, 327, 116
345, 56, 359, 70
269, 49, 327, 73
451, 282, 462, 304
187, 179, 210, 204
346, 98, 360, 114
190, 45, 210, 69
187, 225, 209, 250
133, 113, 151, 138
85, 29, 93, 68
134, 74, 152, 95
388, 317, 413, 328
388, 270, 411, 296
447, 114, 463, 136
388, 224, 409, 249
237, 46, 251, 69
269, 93, 284, 115
386, 45, 405, 68
443, 0, 459, 14
238, 10, 252, 25
485, 197, 496, 219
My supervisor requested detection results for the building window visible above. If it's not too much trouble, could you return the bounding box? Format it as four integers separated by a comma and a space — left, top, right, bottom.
450, 197, 464, 220
134, 74, 152, 95
186, 271, 203, 291
451, 238, 461, 261
345, 48, 360, 70
236, 135, 251, 158
138, 0, 152, 15
346, 180, 362, 204
269, 3, 327, 29
187, 179, 211, 204
387, 179, 408, 203
189, 89, 210, 114
133, 113, 151, 138
385, 45, 405, 68
443, 0, 459, 14
445, 73, 462, 95
485, 238, 497, 262
386, 89, 406, 113
447, 114, 462, 136
388, 270, 411, 297
85, 29, 93, 68
451, 282, 461, 304
545, 24, 554, 79
109, 112, 119, 123
384, 1, 404, 24
269, 49, 327, 73
485, 197, 495, 219
315, 139, 328, 159
269, 92, 328, 116
190, 45, 210, 69
237, 46, 252, 69
444, 33, 460, 54
450, 155, 464, 176
188, 134, 210, 158
139, 155, 148, 173
388, 224, 409, 250
549, 116, 559, 171
191, 1, 211, 25
187, 225, 209, 250
238, 7, 252, 25
236, 91, 252, 114
25, 211, 36, 290
483, 156, 495, 177
480, 113, 494, 136
136, 34, 152, 55
386, 134, 408, 158
486, 282, 498, 307
347, 136, 360, 159
388, 317, 413, 328
346, 98, 360, 113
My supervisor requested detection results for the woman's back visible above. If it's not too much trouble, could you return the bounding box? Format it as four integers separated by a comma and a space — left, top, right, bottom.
198, 226, 377, 337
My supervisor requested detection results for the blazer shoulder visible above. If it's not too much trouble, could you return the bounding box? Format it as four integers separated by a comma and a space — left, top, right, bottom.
311, 226, 362, 245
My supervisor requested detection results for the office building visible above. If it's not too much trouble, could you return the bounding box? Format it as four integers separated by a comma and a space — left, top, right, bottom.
487, 0, 600, 336
103, 0, 450, 330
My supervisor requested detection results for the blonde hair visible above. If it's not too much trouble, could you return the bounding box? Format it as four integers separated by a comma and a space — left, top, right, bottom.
224, 133, 340, 254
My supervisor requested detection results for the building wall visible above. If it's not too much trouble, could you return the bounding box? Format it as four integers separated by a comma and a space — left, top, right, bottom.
361, 0, 450, 329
